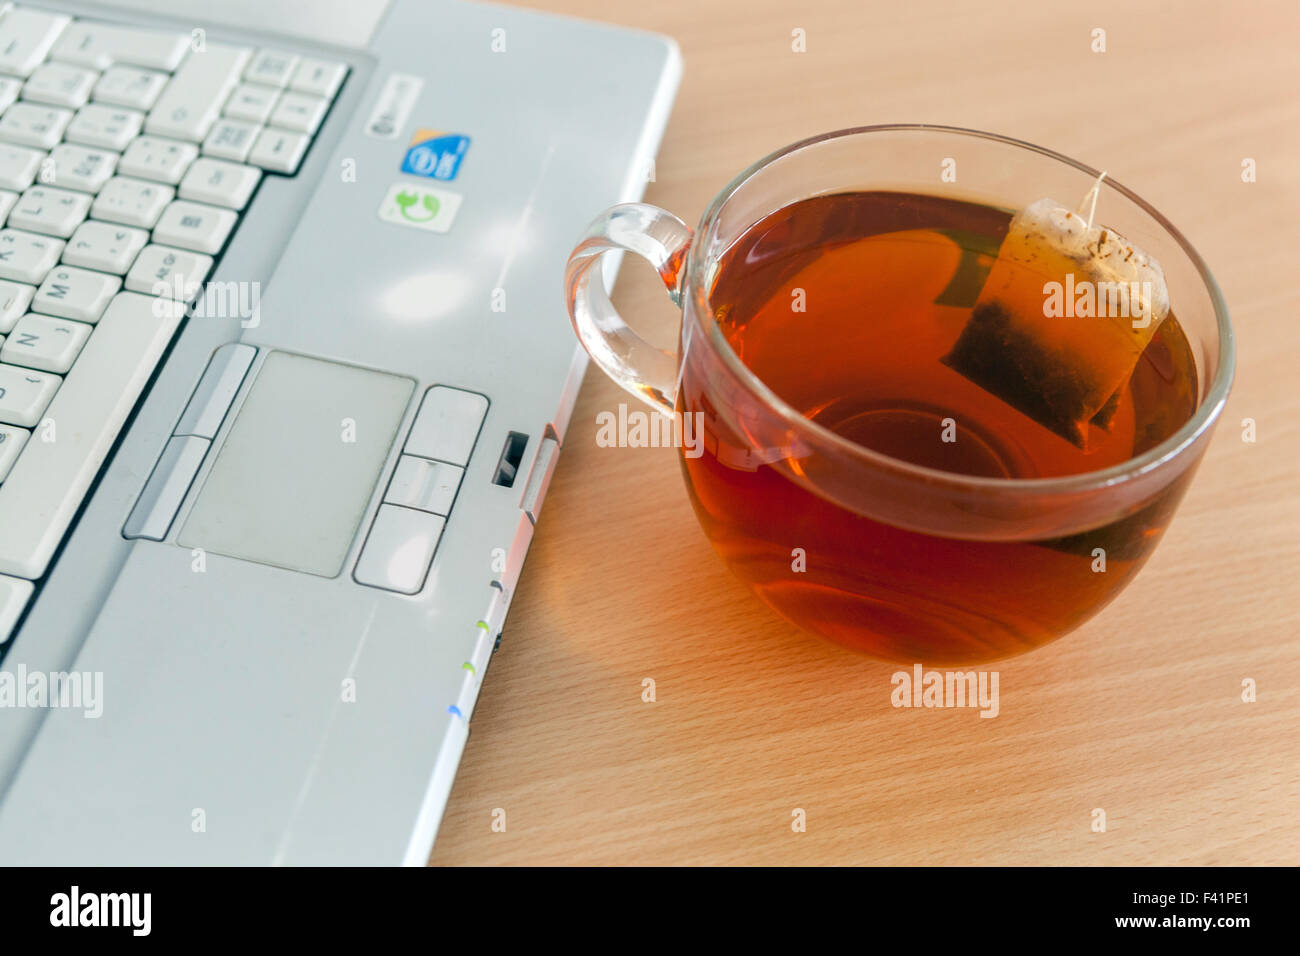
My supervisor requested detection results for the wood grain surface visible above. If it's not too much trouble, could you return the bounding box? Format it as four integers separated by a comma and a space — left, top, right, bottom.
431, 0, 1300, 865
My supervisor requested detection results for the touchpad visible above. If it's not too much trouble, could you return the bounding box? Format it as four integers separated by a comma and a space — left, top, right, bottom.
179, 351, 413, 577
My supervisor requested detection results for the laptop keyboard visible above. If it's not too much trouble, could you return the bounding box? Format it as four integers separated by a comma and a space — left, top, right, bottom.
0, 5, 346, 640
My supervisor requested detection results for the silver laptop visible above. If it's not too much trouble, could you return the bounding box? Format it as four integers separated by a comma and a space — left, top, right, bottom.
0, 0, 679, 863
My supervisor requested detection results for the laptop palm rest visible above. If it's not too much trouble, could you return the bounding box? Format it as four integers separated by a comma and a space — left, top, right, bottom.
0, 356, 456, 865
178, 352, 413, 577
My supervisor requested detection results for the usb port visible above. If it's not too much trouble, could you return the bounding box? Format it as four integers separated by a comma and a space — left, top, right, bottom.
492, 432, 529, 487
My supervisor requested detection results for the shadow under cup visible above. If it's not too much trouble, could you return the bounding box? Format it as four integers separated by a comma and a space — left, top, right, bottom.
571, 127, 1234, 665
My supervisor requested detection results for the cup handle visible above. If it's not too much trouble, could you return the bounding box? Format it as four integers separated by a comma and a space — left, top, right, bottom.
564, 203, 694, 416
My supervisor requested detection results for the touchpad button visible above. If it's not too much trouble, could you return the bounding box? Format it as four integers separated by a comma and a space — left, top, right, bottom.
179, 351, 413, 577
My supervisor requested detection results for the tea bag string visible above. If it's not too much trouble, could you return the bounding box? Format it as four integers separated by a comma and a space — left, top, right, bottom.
1075, 171, 1108, 229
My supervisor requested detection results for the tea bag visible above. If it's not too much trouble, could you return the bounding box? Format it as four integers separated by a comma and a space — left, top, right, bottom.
943, 175, 1170, 448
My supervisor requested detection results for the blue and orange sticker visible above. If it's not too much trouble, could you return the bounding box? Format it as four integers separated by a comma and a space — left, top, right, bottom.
401, 129, 471, 180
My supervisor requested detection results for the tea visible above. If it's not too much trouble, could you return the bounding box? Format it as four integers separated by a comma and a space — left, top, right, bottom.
678, 191, 1199, 663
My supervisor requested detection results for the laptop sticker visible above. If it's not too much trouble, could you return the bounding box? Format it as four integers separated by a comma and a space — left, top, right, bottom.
377, 183, 462, 233
365, 73, 424, 138
401, 129, 471, 180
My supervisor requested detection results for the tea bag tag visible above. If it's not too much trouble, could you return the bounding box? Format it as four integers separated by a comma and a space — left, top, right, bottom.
943, 174, 1172, 449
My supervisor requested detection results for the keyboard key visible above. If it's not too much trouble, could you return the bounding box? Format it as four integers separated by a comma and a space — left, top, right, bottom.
178, 157, 260, 210
93, 64, 167, 110
0, 362, 60, 427
354, 504, 445, 594
51, 21, 189, 71
0, 103, 73, 149
404, 386, 488, 466
65, 103, 143, 150
0, 425, 29, 482
33, 265, 121, 323
1, 312, 92, 373
151, 199, 235, 253
0, 143, 43, 191
0, 573, 33, 643
0, 77, 20, 112
119, 134, 197, 184
244, 49, 298, 88
0, 292, 186, 578
201, 118, 259, 162
0, 279, 34, 333
63, 220, 148, 274
146, 42, 251, 142
289, 58, 347, 99
222, 83, 278, 124
91, 176, 173, 227
7, 185, 91, 238
125, 244, 211, 299
45, 143, 118, 193
268, 91, 327, 134
247, 127, 308, 173
23, 62, 97, 108
0, 188, 16, 222
0, 8, 71, 78
0, 229, 65, 283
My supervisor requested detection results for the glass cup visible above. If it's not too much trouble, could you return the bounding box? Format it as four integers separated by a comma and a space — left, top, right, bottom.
564, 126, 1234, 664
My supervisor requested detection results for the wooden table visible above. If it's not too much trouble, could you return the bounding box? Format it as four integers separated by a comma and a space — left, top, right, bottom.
431, 0, 1299, 865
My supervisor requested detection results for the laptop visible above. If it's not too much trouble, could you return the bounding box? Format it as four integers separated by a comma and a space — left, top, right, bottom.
0, 0, 680, 863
